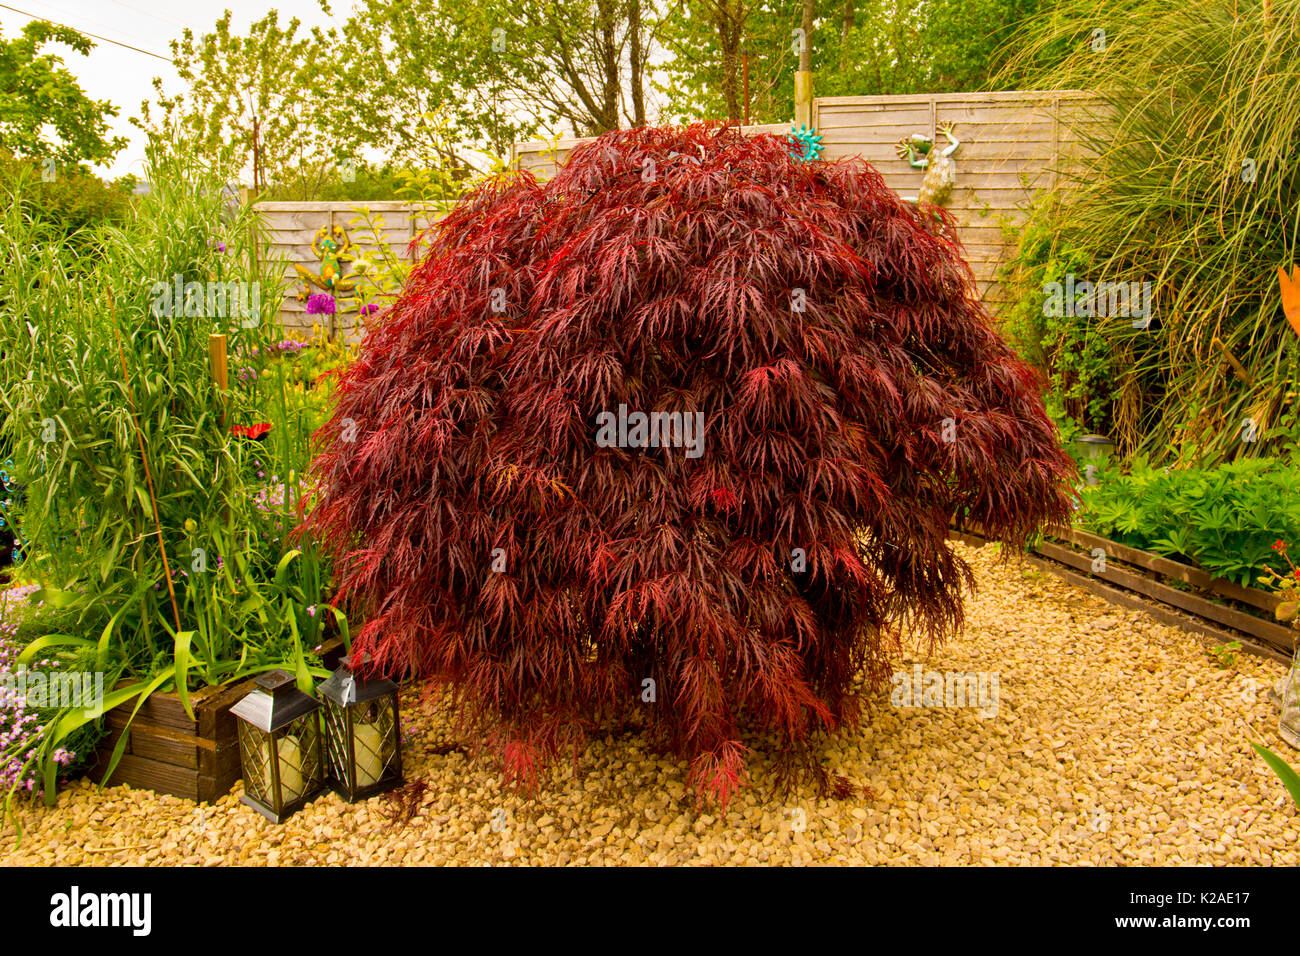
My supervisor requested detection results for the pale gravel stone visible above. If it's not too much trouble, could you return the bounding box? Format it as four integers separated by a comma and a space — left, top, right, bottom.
1, 543, 1296, 866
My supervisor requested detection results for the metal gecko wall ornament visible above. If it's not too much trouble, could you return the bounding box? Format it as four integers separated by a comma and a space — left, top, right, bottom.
294, 224, 361, 302
895, 121, 961, 207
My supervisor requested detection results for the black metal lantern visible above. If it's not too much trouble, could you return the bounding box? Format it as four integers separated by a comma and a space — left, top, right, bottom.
230, 669, 326, 823
318, 654, 403, 801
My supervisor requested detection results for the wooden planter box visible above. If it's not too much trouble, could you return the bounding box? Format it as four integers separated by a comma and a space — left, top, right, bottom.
952, 524, 1296, 663
88, 638, 347, 803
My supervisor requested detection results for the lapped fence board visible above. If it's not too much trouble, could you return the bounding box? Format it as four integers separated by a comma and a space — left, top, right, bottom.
257, 93, 1100, 333
814, 90, 1086, 306
253, 200, 440, 336
511, 90, 1100, 311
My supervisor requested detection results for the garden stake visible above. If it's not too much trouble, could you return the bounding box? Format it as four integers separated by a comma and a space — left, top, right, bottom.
112, 318, 183, 632
209, 333, 234, 534
208, 333, 228, 428
743, 53, 750, 125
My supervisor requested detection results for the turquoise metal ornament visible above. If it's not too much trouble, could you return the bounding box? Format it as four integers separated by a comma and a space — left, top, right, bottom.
787, 124, 824, 162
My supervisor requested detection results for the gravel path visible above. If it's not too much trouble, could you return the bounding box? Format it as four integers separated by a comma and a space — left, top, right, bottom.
3, 542, 1296, 866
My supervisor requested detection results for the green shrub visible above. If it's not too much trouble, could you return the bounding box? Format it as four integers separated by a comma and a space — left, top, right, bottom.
0, 153, 133, 238
1077, 456, 1300, 586
999, 192, 1112, 437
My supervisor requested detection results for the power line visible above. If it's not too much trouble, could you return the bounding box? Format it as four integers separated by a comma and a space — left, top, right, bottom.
34, 0, 174, 49
0, 2, 172, 62
108, 0, 187, 31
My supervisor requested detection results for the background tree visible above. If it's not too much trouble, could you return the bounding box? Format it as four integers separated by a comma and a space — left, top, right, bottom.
660, 0, 1055, 125
657, 0, 796, 124
133, 11, 340, 192
819, 0, 1052, 97
326, 0, 663, 161
0, 22, 126, 167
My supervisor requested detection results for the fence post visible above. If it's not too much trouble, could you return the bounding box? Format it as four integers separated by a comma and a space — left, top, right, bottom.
328, 208, 338, 341
1051, 94, 1061, 191
795, 72, 813, 127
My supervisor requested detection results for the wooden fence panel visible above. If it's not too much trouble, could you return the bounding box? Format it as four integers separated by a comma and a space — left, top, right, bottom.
253, 201, 433, 336
511, 91, 1101, 311
256, 94, 1100, 333
813, 91, 1098, 308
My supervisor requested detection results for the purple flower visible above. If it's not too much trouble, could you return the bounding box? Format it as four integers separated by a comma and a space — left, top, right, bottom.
213, 240, 227, 253
360, 303, 381, 317
306, 293, 337, 315
0, 586, 78, 793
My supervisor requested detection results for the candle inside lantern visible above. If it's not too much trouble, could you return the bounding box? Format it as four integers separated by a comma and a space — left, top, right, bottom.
354, 722, 385, 787
264, 735, 304, 803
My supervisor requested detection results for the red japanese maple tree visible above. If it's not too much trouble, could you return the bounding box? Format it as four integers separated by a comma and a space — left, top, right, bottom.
303, 123, 1073, 803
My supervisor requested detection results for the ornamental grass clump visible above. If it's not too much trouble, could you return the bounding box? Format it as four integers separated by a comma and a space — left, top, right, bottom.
998, 0, 1300, 462
306, 123, 1074, 801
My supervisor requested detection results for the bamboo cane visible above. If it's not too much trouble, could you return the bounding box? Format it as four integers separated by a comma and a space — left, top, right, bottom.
112, 307, 183, 632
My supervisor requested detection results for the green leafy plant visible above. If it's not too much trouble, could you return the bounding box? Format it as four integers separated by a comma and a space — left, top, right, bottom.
999, 192, 1113, 436
1076, 457, 1300, 586
1208, 640, 1241, 668
344, 207, 421, 322
0, 155, 134, 242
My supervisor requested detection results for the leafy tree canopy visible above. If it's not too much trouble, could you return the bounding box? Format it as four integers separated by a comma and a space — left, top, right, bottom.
0, 22, 126, 167
133, 10, 342, 190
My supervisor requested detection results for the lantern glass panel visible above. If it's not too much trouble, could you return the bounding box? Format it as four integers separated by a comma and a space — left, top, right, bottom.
323, 696, 399, 792
276, 712, 324, 805
236, 712, 323, 813
237, 721, 273, 806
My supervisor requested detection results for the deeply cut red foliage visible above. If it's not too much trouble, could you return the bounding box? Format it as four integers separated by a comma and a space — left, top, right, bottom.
303, 123, 1074, 803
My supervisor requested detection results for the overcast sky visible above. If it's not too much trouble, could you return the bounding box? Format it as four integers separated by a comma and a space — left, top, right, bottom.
0, 0, 349, 178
